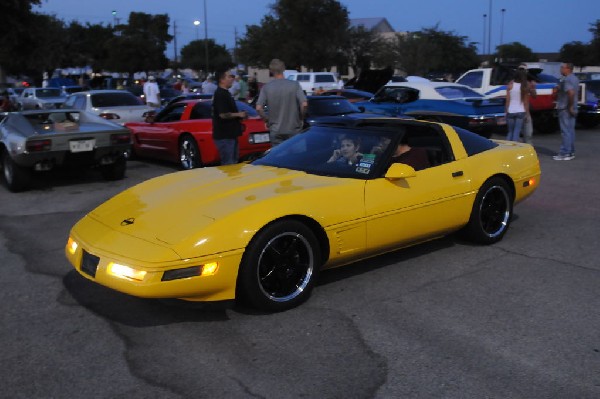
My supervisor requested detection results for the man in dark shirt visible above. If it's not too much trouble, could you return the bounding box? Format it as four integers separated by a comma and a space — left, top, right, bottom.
391, 137, 431, 171
212, 68, 247, 165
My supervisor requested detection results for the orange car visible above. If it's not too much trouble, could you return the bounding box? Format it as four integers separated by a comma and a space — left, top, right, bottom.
126, 100, 270, 168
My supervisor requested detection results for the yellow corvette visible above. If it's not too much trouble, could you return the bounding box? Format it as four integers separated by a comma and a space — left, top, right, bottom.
66, 118, 540, 311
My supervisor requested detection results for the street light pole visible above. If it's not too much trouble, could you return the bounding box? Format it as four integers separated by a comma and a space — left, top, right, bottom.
193, 20, 200, 41
488, 0, 493, 56
203, 0, 209, 75
500, 8, 506, 45
482, 14, 487, 55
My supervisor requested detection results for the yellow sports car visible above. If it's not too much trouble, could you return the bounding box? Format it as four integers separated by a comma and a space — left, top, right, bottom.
65, 118, 540, 311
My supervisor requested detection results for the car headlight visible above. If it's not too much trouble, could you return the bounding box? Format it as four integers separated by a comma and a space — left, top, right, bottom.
107, 262, 147, 281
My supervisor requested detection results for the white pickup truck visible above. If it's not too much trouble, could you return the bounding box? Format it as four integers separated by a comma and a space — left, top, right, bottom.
455, 64, 559, 133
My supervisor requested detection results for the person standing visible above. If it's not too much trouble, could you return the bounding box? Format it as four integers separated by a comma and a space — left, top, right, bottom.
553, 62, 579, 160
256, 59, 307, 146
229, 74, 241, 100
201, 76, 217, 95
143, 76, 161, 108
518, 63, 537, 144
238, 75, 249, 102
212, 68, 247, 165
505, 69, 529, 142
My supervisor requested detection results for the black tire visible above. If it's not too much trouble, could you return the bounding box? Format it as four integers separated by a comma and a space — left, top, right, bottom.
179, 134, 201, 169
101, 155, 126, 180
463, 177, 513, 244
2, 149, 32, 192
237, 220, 321, 311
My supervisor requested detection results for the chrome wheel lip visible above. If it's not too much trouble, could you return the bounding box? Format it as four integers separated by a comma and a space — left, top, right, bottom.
256, 232, 314, 303
179, 138, 197, 169
479, 184, 510, 238
3, 156, 12, 184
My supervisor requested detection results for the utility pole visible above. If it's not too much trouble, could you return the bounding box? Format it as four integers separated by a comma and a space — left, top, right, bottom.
234, 27, 238, 65
488, 0, 493, 57
173, 20, 178, 64
204, 0, 209, 74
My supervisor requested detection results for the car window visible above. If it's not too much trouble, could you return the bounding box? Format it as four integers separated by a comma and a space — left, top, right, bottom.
63, 96, 77, 108
457, 71, 483, 89
315, 75, 335, 83
286, 75, 296, 81
190, 102, 211, 119
36, 88, 62, 98
308, 98, 360, 116
236, 101, 258, 117
74, 96, 86, 110
90, 92, 141, 107
297, 74, 311, 82
454, 126, 498, 156
156, 103, 187, 122
435, 86, 483, 99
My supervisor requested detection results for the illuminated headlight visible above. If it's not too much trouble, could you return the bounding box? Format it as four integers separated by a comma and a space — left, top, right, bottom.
66, 237, 78, 255
107, 262, 147, 281
161, 262, 219, 281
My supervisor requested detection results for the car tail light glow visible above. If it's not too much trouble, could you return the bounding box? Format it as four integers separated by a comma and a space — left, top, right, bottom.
111, 133, 131, 145
26, 139, 52, 152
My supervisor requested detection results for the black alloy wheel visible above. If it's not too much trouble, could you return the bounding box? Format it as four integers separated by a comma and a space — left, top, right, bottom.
179, 135, 201, 169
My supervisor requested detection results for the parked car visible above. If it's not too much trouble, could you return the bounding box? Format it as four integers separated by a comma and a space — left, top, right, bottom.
0, 109, 131, 191
355, 82, 506, 138
162, 93, 212, 109
578, 79, 600, 128
16, 87, 67, 110
65, 117, 540, 311
125, 99, 270, 169
320, 88, 374, 103
63, 90, 154, 124
286, 72, 341, 95
305, 95, 397, 126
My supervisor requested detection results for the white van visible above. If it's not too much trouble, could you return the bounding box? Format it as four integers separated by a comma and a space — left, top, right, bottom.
286, 72, 340, 95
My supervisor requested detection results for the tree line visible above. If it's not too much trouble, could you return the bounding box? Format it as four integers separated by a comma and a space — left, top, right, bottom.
2, 0, 599, 85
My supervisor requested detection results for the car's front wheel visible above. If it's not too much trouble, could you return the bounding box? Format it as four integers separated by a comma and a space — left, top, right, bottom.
463, 177, 513, 244
2, 149, 32, 192
237, 220, 321, 311
179, 134, 201, 169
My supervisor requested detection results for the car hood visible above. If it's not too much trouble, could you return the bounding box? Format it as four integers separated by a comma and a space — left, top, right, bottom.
88, 163, 361, 249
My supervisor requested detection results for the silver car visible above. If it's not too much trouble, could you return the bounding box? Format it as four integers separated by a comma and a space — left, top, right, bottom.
0, 109, 131, 192
17, 87, 67, 110
63, 90, 154, 124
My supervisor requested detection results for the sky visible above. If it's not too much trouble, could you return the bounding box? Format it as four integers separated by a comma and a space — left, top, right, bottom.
36, 0, 600, 60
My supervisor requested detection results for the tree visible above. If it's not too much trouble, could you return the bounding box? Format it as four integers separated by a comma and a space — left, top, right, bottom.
237, 0, 349, 70
389, 26, 480, 76
64, 22, 114, 71
343, 26, 386, 76
495, 42, 535, 63
559, 41, 591, 70
102, 12, 172, 75
180, 39, 233, 74
0, 0, 42, 83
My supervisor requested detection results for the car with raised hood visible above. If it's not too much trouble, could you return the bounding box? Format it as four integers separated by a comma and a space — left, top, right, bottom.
1, 109, 130, 191
65, 117, 540, 311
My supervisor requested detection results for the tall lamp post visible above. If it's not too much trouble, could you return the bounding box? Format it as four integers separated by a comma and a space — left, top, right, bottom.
488, 0, 493, 57
203, 0, 209, 75
193, 20, 200, 41
500, 8, 506, 45
482, 14, 488, 55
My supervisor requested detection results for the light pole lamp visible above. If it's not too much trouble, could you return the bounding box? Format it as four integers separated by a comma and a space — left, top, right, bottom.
193, 20, 200, 41
500, 8, 506, 45
482, 14, 487, 55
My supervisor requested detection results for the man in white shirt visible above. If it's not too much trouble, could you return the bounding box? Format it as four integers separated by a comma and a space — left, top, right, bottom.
143, 76, 161, 108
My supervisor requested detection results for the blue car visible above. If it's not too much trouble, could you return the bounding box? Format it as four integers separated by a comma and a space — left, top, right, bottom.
578, 80, 600, 128
356, 82, 506, 138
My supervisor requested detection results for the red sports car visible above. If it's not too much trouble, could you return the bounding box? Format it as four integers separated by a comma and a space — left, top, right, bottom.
125, 100, 270, 169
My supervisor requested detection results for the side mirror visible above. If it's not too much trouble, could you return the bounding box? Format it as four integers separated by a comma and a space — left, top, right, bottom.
385, 163, 416, 180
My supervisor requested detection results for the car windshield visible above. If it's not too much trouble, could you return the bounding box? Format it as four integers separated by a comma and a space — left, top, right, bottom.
252, 125, 397, 179
435, 86, 484, 99
36, 88, 62, 98
91, 92, 141, 107
308, 98, 360, 116
585, 81, 600, 101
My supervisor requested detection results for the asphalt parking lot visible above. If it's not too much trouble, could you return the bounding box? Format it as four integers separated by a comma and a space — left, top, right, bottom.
1, 127, 600, 399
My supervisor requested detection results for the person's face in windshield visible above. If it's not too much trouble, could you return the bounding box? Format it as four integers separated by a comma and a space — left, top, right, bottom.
340, 138, 359, 160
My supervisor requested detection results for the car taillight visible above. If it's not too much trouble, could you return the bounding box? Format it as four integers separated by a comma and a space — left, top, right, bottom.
100, 113, 120, 120
26, 139, 52, 152
111, 133, 131, 145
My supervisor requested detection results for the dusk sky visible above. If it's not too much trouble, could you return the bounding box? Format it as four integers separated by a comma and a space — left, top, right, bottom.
36, 0, 600, 59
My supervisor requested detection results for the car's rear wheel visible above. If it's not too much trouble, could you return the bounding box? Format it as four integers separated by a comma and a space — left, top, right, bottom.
237, 220, 321, 311
2, 149, 31, 192
463, 177, 513, 244
179, 134, 201, 169
101, 155, 126, 180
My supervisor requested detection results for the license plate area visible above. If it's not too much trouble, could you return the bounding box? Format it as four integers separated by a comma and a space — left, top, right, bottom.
250, 133, 270, 144
81, 250, 100, 278
69, 139, 95, 153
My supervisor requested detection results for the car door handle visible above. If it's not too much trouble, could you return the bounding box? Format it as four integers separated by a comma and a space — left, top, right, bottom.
452, 171, 464, 177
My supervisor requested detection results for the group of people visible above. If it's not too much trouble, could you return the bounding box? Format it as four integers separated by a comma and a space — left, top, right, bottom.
505, 62, 580, 161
